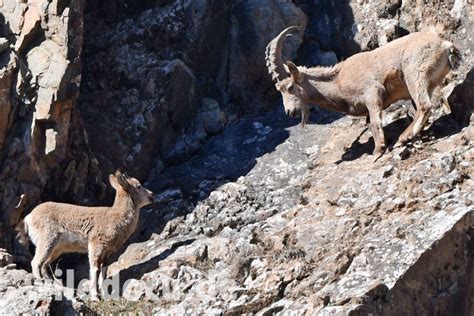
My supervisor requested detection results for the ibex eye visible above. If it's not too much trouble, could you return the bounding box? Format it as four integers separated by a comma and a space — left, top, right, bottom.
287, 85, 294, 92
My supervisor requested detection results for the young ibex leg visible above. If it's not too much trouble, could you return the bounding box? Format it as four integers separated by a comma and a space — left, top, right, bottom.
88, 247, 102, 300
395, 81, 432, 147
98, 257, 108, 294
42, 247, 62, 278
31, 240, 55, 279
367, 90, 386, 161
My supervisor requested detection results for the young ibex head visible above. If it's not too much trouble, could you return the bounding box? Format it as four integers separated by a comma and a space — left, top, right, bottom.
109, 171, 154, 208
265, 26, 310, 125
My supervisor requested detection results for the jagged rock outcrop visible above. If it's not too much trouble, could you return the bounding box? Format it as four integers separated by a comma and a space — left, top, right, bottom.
1, 105, 471, 314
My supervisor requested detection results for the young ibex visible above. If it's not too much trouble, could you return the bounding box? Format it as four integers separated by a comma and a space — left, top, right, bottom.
22, 171, 154, 299
266, 27, 462, 160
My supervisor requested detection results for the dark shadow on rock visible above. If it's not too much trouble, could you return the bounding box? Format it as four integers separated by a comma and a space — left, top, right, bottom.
129, 106, 343, 246
111, 238, 195, 295
449, 67, 474, 126
336, 110, 469, 164
335, 126, 373, 164
424, 112, 470, 140
336, 117, 410, 163
297, 0, 361, 66
50, 297, 82, 315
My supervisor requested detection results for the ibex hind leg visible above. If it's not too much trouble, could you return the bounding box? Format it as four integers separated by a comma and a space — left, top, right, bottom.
41, 247, 63, 279
31, 239, 57, 279
395, 79, 433, 147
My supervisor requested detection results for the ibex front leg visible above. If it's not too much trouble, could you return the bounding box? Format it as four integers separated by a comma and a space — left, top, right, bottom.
98, 260, 108, 296
88, 245, 102, 300
32, 237, 58, 279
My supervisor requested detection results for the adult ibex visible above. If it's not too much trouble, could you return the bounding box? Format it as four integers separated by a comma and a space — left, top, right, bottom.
22, 171, 154, 299
266, 27, 461, 160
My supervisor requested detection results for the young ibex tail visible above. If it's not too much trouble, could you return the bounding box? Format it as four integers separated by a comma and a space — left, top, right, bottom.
21, 171, 154, 300
266, 27, 462, 160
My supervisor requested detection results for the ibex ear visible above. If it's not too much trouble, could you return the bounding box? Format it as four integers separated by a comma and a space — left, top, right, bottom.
116, 172, 132, 192
109, 174, 119, 190
285, 61, 304, 84
275, 81, 283, 91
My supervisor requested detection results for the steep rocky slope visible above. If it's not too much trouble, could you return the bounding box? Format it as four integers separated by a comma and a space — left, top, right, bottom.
0, 0, 473, 315
105, 106, 473, 315
1, 106, 472, 314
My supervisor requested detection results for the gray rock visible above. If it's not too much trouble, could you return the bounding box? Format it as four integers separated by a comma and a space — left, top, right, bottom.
104, 107, 473, 314
393, 146, 411, 160
0, 249, 12, 267
0, 268, 79, 315
1, 1, 473, 315
199, 98, 225, 136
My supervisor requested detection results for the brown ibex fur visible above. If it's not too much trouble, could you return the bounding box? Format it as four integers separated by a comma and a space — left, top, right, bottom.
22, 171, 154, 299
266, 27, 462, 160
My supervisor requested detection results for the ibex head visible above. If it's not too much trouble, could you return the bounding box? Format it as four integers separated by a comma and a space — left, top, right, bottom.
265, 26, 310, 125
110, 170, 155, 208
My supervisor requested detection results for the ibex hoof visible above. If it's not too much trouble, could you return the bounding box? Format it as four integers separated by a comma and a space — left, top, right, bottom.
372, 151, 384, 162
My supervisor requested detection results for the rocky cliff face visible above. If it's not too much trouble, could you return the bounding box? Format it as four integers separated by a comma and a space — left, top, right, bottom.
0, 0, 473, 315
78, 0, 306, 179
0, 0, 106, 255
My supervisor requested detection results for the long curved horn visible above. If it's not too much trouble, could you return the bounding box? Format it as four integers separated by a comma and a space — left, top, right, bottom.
265, 26, 301, 82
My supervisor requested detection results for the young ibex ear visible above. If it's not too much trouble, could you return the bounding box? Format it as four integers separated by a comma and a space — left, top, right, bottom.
116, 172, 132, 192
109, 174, 119, 190
275, 81, 283, 91
285, 61, 304, 84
